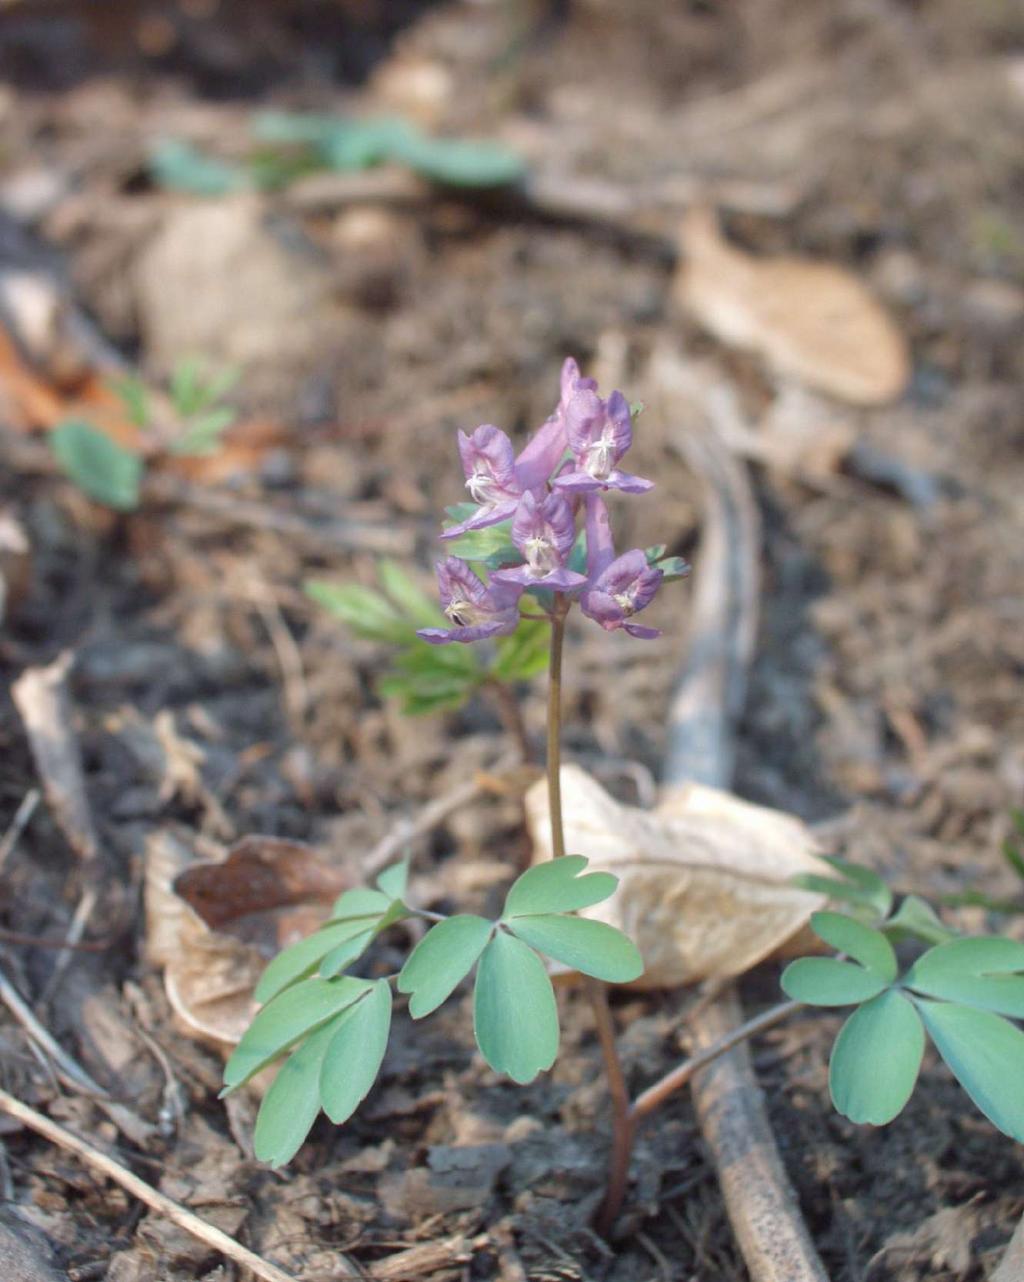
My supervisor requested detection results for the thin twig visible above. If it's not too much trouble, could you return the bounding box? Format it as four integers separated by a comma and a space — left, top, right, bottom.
0, 788, 40, 871
631, 1000, 801, 1120
363, 758, 518, 877
0, 965, 109, 1098
0, 1087, 346, 1282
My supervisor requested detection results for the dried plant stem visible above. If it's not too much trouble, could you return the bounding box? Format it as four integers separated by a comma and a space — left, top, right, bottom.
545, 600, 632, 1235
0, 1088, 319, 1282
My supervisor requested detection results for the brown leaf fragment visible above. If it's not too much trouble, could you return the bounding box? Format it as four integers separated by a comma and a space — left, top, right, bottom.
11, 652, 99, 864
677, 206, 910, 405
146, 832, 348, 1053
0, 509, 31, 626
525, 765, 828, 988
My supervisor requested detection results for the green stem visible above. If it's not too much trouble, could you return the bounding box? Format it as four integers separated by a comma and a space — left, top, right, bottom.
545, 598, 631, 1239
547, 604, 568, 858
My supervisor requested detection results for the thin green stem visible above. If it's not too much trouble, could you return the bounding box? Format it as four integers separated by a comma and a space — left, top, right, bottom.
545, 598, 632, 1240
547, 603, 567, 859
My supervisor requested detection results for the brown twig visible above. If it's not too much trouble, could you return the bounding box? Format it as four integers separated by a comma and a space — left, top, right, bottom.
0, 1088, 342, 1282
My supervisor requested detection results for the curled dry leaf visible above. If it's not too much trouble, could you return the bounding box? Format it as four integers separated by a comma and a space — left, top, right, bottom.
146, 831, 348, 1051
11, 651, 99, 864
525, 764, 829, 988
676, 206, 910, 406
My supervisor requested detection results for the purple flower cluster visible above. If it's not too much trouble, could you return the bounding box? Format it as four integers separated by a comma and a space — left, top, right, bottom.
418, 359, 664, 645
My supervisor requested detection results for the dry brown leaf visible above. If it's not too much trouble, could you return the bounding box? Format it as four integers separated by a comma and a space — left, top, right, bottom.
0, 509, 31, 626
146, 831, 348, 1050
676, 206, 910, 405
11, 652, 99, 864
525, 764, 829, 988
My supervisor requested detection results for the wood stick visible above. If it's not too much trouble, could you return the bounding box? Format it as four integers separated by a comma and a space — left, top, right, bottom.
658, 390, 829, 1282
0, 1088, 356, 1282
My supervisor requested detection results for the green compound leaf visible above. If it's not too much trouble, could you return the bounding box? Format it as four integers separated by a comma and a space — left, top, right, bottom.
830, 989, 924, 1125
330, 887, 392, 921
884, 895, 957, 947
376, 860, 409, 903
254, 918, 379, 1005
794, 856, 893, 920
473, 929, 559, 1084
781, 957, 889, 1006
377, 561, 446, 629
224, 976, 370, 1091
319, 927, 376, 979
443, 508, 518, 567
319, 979, 393, 1124
916, 999, 1024, 1141
252, 1017, 335, 1167
810, 911, 898, 981
51, 420, 143, 511
398, 915, 494, 1018
390, 133, 525, 188
149, 138, 248, 196
305, 580, 411, 644
905, 937, 1024, 1018
491, 619, 550, 683
506, 915, 643, 984
503, 856, 618, 918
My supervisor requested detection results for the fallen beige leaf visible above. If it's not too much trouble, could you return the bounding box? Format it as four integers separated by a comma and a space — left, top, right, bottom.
525, 765, 829, 988
146, 831, 348, 1051
676, 206, 910, 406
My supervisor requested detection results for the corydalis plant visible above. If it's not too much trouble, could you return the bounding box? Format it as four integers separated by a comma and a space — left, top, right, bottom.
225, 358, 684, 1168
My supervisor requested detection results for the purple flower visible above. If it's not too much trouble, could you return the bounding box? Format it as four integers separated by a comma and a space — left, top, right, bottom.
580, 495, 662, 637
491, 491, 587, 592
514, 357, 597, 491
553, 389, 653, 495
442, 426, 523, 539
417, 557, 523, 644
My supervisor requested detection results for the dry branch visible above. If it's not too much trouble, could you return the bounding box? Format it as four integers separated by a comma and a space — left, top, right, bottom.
659, 404, 829, 1282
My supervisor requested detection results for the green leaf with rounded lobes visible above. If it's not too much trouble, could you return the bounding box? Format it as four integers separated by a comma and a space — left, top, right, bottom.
473, 930, 558, 1084
319, 979, 393, 1125
829, 989, 924, 1125
376, 860, 409, 903
884, 895, 956, 947
254, 919, 380, 1005
491, 619, 550, 682
51, 420, 143, 511
503, 856, 618, 918
506, 915, 643, 984
224, 976, 370, 1091
377, 560, 445, 628
330, 887, 391, 921
905, 937, 1024, 1018
304, 580, 411, 644
319, 927, 376, 979
398, 915, 493, 1018
781, 957, 888, 1006
252, 1017, 335, 1167
915, 999, 1024, 1141
794, 856, 892, 919
810, 911, 897, 981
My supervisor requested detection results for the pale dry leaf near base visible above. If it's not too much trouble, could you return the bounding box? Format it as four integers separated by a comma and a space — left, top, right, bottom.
676, 206, 910, 406
145, 831, 347, 1053
525, 765, 828, 988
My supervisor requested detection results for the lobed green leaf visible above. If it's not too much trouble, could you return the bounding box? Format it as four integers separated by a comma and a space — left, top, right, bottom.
503, 856, 618, 918
904, 937, 1024, 1018
810, 911, 897, 980
319, 927, 376, 979
829, 989, 924, 1125
376, 860, 409, 903
254, 918, 377, 1005
506, 914, 643, 984
473, 929, 559, 1084
252, 1017, 335, 1167
795, 856, 893, 919
330, 887, 391, 921
883, 895, 957, 946
491, 619, 550, 683
51, 420, 143, 511
224, 976, 370, 1090
781, 957, 889, 1006
319, 979, 393, 1124
304, 580, 411, 644
377, 560, 446, 628
916, 999, 1024, 1142
398, 914, 493, 1018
